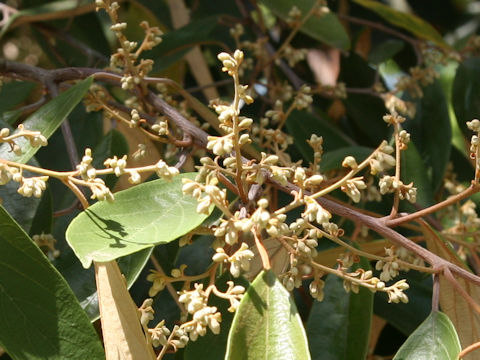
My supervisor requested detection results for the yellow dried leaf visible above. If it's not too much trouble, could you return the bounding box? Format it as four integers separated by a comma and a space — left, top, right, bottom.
95, 261, 156, 360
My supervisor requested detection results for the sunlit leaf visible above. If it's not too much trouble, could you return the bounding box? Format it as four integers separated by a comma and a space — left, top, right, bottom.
393, 311, 460, 360
353, 0, 447, 47
225, 270, 311, 360
0, 205, 104, 360
66, 173, 211, 268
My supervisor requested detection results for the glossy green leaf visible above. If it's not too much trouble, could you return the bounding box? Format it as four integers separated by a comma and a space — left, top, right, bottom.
353, 0, 447, 47
53, 204, 152, 320
0, 205, 104, 360
0, 77, 93, 164
404, 81, 452, 192
393, 311, 460, 360
452, 57, 480, 138
148, 16, 219, 73
259, 0, 350, 50
225, 270, 310, 360
286, 110, 353, 163
401, 141, 434, 208
66, 173, 211, 268
307, 259, 373, 360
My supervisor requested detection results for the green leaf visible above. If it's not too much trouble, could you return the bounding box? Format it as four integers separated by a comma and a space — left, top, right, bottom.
148, 16, 220, 73
353, 0, 447, 47
258, 0, 350, 50
321, 146, 373, 172
66, 173, 211, 268
368, 39, 405, 65
401, 141, 434, 208
28, 184, 53, 237
452, 57, 480, 138
374, 272, 431, 336
286, 110, 353, 163
0, 205, 104, 360
306, 260, 373, 360
225, 270, 311, 360
0, 81, 36, 116
0, 0, 92, 39
393, 311, 461, 360
404, 81, 452, 192
0, 77, 93, 164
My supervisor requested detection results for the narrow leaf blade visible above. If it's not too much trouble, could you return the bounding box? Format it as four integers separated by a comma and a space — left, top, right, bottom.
0, 205, 104, 360
0, 77, 93, 164
353, 0, 447, 47
225, 270, 311, 360
66, 173, 210, 268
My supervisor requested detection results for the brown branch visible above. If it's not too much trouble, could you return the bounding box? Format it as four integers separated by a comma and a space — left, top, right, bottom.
4, 60, 480, 288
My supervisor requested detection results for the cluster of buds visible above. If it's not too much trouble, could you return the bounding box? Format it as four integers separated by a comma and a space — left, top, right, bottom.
89, 178, 114, 202
152, 118, 169, 136
385, 279, 410, 303
282, 261, 312, 291
282, 45, 308, 67
467, 119, 480, 177
77, 148, 96, 180
341, 177, 367, 203
183, 306, 222, 341
309, 278, 325, 301
178, 284, 223, 341
149, 320, 171, 347
17, 176, 48, 198
0, 125, 47, 155
286, 5, 302, 25
214, 212, 252, 245
104, 155, 127, 177
32, 233, 59, 259
293, 85, 313, 110
379, 175, 417, 203
384, 94, 416, 118
146, 270, 167, 297
369, 141, 396, 175
213, 244, 254, 278
375, 247, 400, 282
132, 143, 147, 160
154, 160, 179, 181
395, 247, 425, 270
396, 66, 439, 98
302, 196, 332, 225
